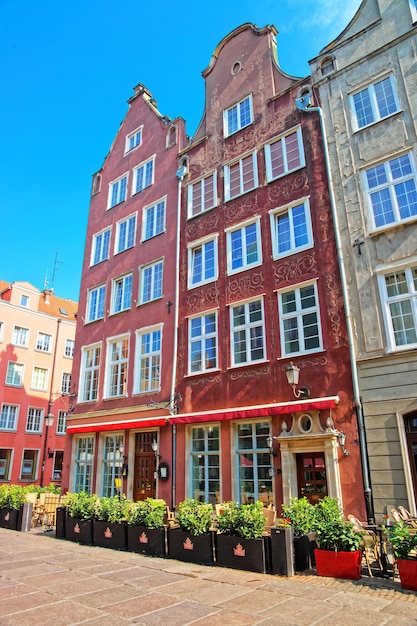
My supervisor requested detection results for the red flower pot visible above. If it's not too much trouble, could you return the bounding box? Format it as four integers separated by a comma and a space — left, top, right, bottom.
314, 549, 362, 580
397, 559, 417, 591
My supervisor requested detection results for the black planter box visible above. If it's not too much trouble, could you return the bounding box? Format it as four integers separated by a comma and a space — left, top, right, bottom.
216, 534, 269, 573
168, 528, 215, 565
55, 507, 66, 539
270, 527, 294, 576
65, 515, 93, 545
127, 525, 166, 557
0, 506, 19, 530
93, 520, 127, 551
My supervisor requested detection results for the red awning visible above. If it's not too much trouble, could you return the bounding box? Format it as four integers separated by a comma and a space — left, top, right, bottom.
67, 416, 169, 434
170, 396, 339, 425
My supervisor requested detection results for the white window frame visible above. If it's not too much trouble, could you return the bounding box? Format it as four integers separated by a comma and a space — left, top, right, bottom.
187, 172, 217, 218
223, 94, 253, 137
26, 407, 43, 433
86, 284, 106, 323
188, 310, 218, 374
125, 125, 143, 154
270, 198, 313, 260
364, 152, 417, 231
6, 362, 24, 387
73, 436, 94, 493
188, 235, 218, 288
105, 335, 129, 399
264, 126, 305, 182
189, 425, 221, 503
226, 217, 262, 275
133, 156, 155, 195
224, 151, 258, 201
230, 297, 266, 367
79, 343, 102, 403
20, 295, 29, 307
134, 325, 162, 394
31, 367, 48, 391
350, 73, 400, 131
61, 372, 71, 395
278, 280, 323, 357
115, 213, 137, 254
12, 325, 29, 347
57, 410, 67, 435
0, 321, 4, 342
0, 404, 19, 430
65, 339, 75, 358
139, 259, 163, 304
235, 421, 272, 504
142, 197, 166, 241
108, 173, 128, 209
111, 273, 133, 314
377, 261, 417, 352
91, 228, 111, 266
36, 332, 52, 353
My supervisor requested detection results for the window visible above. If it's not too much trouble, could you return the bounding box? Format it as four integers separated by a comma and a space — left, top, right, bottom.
379, 264, 417, 350
265, 127, 305, 181
278, 282, 322, 356
189, 312, 217, 373
133, 157, 154, 194
20, 450, 38, 481
320, 57, 335, 76
116, 214, 136, 253
0, 321, 4, 341
6, 362, 24, 386
80, 344, 101, 402
270, 199, 313, 258
365, 153, 417, 230
134, 327, 161, 394
36, 332, 52, 352
188, 237, 217, 287
0, 404, 18, 430
31, 367, 48, 391
26, 408, 43, 433
410, 0, 417, 22
87, 284, 106, 322
187, 173, 217, 217
57, 410, 67, 434
111, 273, 132, 313
101, 434, 124, 497
108, 174, 128, 208
74, 437, 94, 493
224, 95, 253, 136
0, 449, 12, 480
236, 422, 272, 504
91, 228, 111, 265
351, 75, 399, 130
61, 372, 71, 395
190, 425, 220, 504
224, 152, 258, 201
65, 339, 75, 358
12, 326, 29, 347
20, 294, 29, 307
125, 126, 142, 153
230, 298, 265, 366
52, 450, 64, 480
143, 198, 166, 240
106, 336, 129, 398
226, 219, 261, 274
140, 260, 163, 304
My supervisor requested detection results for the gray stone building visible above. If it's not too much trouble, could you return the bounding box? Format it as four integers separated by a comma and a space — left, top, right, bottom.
306, 0, 417, 522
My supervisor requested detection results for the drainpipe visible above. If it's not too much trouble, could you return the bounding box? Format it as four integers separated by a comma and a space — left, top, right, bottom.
296, 94, 375, 523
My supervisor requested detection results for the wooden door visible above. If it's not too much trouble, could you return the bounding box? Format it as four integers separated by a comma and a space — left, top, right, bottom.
297, 452, 328, 504
133, 432, 157, 501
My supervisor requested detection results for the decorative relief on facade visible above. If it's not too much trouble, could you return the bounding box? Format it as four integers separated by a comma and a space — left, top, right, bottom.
177, 325, 186, 378
185, 285, 220, 313
187, 375, 221, 387
187, 213, 219, 239
268, 172, 309, 204
325, 273, 343, 345
227, 271, 264, 301
273, 254, 316, 286
224, 195, 259, 225
279, 356, 327, 373
267, 295, 277, 356
230, 365, 270, 380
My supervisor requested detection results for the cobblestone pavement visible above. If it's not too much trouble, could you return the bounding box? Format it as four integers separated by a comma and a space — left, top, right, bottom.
0, 528, 416, 625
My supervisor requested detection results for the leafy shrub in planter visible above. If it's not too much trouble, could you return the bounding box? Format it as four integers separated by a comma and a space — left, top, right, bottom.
127, 498, 166, 528
177, 498, 213, 535
0, 484, 27, 510
388, 521, 417, 560
216, 501, 266, 539
313, 497, 361, 552
95, 495, 130, 523
61, 492, 99, 521
281, 497, 316, 538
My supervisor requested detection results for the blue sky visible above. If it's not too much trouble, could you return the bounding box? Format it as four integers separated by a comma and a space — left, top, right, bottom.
0, 0, 360, 302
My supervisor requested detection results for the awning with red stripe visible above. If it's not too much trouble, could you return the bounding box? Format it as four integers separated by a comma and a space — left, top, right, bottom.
66, 415, 169, 434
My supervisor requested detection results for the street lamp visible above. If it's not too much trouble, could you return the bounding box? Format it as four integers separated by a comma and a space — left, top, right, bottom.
40, 412, 55, 487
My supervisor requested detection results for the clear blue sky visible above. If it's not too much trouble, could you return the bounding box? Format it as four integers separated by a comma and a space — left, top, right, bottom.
0, 0, 360, 303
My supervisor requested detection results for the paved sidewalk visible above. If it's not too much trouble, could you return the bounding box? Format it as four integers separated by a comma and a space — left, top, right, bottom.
0, 528, 416, 625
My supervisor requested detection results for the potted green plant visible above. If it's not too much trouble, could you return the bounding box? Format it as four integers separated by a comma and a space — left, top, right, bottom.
0, 484, 29, 531
313, 497, 363, 580
388, 521, 417, 591
281, 497, 317, 571
61, 492, 98, 544
169, 498, 215, 565
93, 495, 130, 550
127, 498, 167, 557
216, 501, 269, 573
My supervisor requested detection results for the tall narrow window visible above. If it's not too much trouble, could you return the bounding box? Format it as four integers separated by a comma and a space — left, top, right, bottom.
133, 157, 154, 194
190, 425, 220, 504
188, 237, 217, 287
87, 285, 106, 322
187, 173, 217, 217
189, 312, 217, 373
108, 174, 128, 208
230, 298, 265, 366
140, 260, 163, 304
6, 362, 24, 386
236, 422, 272, 504
0, 449, 12, 480
116, 215, 136, 253
61, 372, 71, 395
379, 264, 417, 350
111, 274, 132, 313
31, 367, 48, 391
80, 344, 101, 402
74, 437, 94, 493
135, 327, 161, 393
265, 127, 304, 181
65, 339, 75, 358
143, 199, 166, 240
106, 337, 129, 398
278, 282, 322, 356
91, 228, 111, 265
270, 199, 312, 258
20, 450, 39, 481
26, 408, 43, 433
57, 410, 67, 434
224, 152, 258, 201
227, 219, 261, 274
101, 434, 124, 497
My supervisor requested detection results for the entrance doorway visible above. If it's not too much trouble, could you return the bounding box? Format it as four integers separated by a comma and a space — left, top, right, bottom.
405, 413, 417, 502
297, 452, 328, 504
133, 432, 157, 501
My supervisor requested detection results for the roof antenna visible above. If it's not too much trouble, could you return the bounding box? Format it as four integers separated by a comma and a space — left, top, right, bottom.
50, 253, 63, 291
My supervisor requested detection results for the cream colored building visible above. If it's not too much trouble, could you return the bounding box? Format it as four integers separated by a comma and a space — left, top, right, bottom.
308, 0, 417, 521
